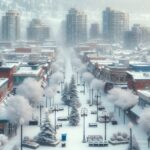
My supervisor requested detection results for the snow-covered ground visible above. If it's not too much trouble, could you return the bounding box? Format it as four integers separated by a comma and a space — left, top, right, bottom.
2, 50, 149, 150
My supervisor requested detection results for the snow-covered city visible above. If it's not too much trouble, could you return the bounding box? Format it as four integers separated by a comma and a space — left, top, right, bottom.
0, 0, 150, 150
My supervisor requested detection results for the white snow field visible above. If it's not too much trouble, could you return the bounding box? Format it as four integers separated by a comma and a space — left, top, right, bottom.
1, 53, 149, 150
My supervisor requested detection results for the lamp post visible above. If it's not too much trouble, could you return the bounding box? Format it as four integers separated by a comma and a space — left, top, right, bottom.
81, 108, 88, 143
128, 122, 133, 150
39, 101, 43, 126
83, 81, 85, 94
102, 110, 108, 141
96, 94, 101, 122
46, 96, 48, 108
20, 118, 24, 150
53, 105, 58, 132
77, 71, 79, 85
92, 88, 94, 105
67, 95, 70, 119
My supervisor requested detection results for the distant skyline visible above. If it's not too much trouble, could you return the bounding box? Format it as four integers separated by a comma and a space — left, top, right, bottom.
49, 0, 150, 27
0, 0, 150, 40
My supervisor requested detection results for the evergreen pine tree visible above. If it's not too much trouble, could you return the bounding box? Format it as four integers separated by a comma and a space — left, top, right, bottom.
69, 106, 80, 126
61, 83, 70, 105
69, 76, 81, 108
34, 112, 59, 146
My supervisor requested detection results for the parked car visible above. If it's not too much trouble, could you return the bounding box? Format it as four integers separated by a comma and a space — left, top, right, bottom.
22, 137, 39, 149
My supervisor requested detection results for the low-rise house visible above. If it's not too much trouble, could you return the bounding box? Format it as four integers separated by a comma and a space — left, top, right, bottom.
0, 78, 8, 102
13, 65, 45, 85
0, 62, 20, 91
127, 71, 150, 92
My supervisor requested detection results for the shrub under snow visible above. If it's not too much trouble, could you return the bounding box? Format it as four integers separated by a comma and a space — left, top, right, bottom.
0, 134, 8, 146
139, 107, 150, 135
6, 95, 32, 124
17, 78, 43, 106
108, 88, 138, 110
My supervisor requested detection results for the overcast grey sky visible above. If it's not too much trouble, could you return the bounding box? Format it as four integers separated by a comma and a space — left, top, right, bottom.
56, 0, 150, 27
57, 0, 149, 13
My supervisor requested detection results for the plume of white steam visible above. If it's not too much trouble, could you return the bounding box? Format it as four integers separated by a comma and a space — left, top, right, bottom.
90, 78, 104, 91
108, 88, 122, 103
139, 107, 150, 135
6, 95, 32, 124
50, 71, 64, 84
16, 78, 43, 106
108, 88, 138, 110
72, 57, 82, 68
44, 85, 58, 98
51, 63, 60, 73
0, 104, 8, 120
82, 72, 94, 85
0, 134, 8, 146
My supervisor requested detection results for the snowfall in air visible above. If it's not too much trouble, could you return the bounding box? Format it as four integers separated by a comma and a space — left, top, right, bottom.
0, 47, 149, 150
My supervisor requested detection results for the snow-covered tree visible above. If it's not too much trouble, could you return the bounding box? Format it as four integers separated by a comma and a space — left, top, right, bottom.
69, 76, 81, 108
61, 83, 70, 105
69, 106, 80, 126
108, 88, 138, 110
45, 85, 58, 106
90, 78, 104, 92
50, 71, 64, 85
82, 72, 94, 87
0, 103, 7, 121
34, 112, 59, 146
77, 64, 87, 74
0, 134, 8, 146
6, 95, 32, 124
108, 88, 138, 123
139, 107, 150, 136
51, 63, 59, 73
127, 136, 140, 150
16, 78, 43, 107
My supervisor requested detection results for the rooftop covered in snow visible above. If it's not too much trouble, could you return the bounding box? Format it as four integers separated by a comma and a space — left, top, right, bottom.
13, 65, 43, 76
0, 78, 8, 87
126, 71, 150, 80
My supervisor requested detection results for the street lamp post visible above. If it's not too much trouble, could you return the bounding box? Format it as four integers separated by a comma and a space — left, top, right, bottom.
96, 94, 101, 122
20, 118, 24, 150
81, 108, 88, 143
128, 122, 133, 150
53, 105, 58, 132
83, 82, 85, 94
77, 71, 79, 85
67, 95, 70, 119
46, 96, 48, 108
102, 110, 108, 141
91, 88, 94, 105
39, 102, 42, 126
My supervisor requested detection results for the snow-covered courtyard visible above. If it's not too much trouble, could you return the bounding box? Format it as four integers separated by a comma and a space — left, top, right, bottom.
1, 50, 149, 150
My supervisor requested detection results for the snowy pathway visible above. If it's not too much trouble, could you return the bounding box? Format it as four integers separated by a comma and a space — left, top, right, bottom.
64, 50, 73, 83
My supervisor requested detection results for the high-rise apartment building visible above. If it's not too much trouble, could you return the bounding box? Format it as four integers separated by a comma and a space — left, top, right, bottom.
2, 10, 20, 41
27, 19, 50, 42
103, 7, 129, 42
89, 23, 100, 39
66, 8, 87, 46
124, 24, 150, 48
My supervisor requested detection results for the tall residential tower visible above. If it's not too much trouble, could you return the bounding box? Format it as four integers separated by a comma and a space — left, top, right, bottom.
103, 7, 129, 42
2, 10, 20, 41
66, 8, 87, 46
27, 19, 50, 42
